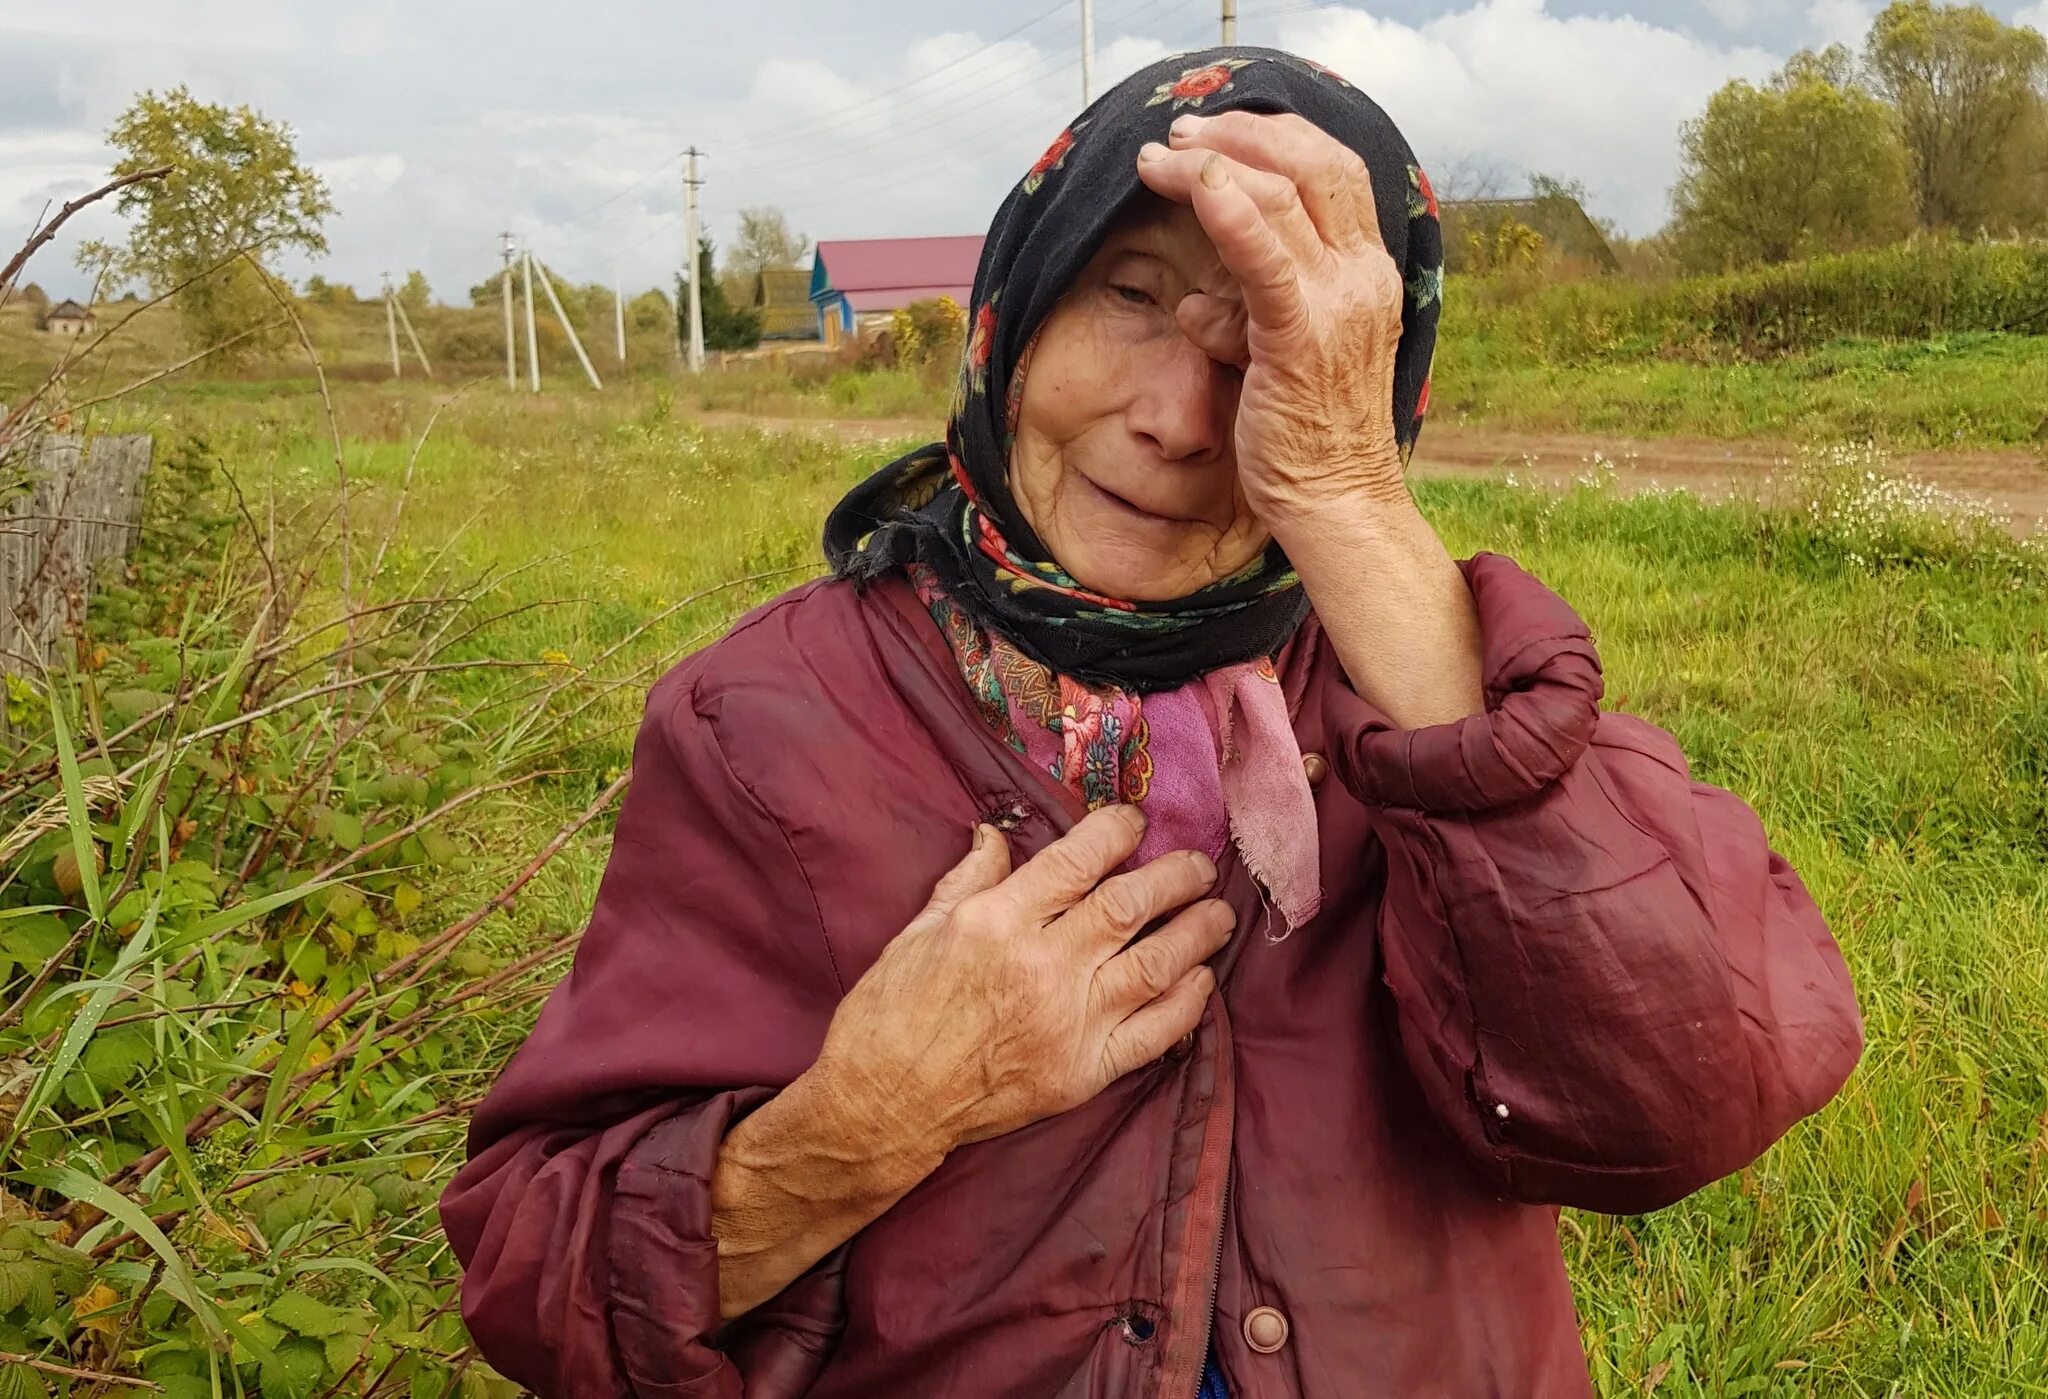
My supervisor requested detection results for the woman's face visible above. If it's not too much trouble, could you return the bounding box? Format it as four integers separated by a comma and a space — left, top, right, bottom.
1007, 195, 1269, 603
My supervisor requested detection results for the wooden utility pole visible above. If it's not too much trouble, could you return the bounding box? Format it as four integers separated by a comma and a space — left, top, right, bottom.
532, 254, 604, 389
1222, 0, 1237, 44
683, 147, 705, 373
383, 273, 402, 378
500, 232, 518, 389
1081, 0, 1096, 104
521, 250, 540, 393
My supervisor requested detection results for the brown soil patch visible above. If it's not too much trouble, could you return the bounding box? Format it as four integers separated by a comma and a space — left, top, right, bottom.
691, 413, 2048, 539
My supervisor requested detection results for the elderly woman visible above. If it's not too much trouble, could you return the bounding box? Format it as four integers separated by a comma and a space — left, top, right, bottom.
442, 50, 1860, 1399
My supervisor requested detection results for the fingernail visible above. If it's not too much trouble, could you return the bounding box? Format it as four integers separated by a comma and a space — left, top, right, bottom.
1170, 114, 1206, 137
1190, 852, 1217, 883
1139, 141, 1169, 163
971, 824, 987, 850
1200, 153, 1229, 189
1121, 804, 1149, 833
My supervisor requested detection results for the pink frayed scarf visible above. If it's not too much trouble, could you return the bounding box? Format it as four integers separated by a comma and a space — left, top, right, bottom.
913, 568, 1321, 933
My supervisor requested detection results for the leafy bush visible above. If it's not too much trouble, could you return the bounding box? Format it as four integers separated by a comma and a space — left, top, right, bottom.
888, 297, 966, 372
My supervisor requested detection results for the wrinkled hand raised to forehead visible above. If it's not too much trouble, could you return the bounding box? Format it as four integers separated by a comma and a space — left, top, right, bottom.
1135, 108, 1411, 514
1136, 109, 1398, 355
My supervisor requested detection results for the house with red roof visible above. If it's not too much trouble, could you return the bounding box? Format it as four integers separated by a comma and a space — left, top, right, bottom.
808, 235, 984, 347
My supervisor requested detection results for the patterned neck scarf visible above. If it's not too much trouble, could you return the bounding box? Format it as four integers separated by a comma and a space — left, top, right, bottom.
912, 563, 1322, 931
824, 45, 1445, 696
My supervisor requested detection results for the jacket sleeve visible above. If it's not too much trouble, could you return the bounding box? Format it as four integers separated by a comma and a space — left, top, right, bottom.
439, 662, 847, 1397
1325, 553, 1862, 1215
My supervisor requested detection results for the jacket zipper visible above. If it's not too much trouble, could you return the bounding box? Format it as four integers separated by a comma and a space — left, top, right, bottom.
1191, 1171, 1233, 1398
1159, 990, 1235, 1398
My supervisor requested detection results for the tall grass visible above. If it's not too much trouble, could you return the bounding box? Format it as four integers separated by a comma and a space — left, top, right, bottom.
1433, 472, 2048, 1395
0, 387, 832, 1395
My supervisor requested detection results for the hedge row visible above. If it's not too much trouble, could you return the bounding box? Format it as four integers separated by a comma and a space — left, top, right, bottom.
1452, 241, 2048, 363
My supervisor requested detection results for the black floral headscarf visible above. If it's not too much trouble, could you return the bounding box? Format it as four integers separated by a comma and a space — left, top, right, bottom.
823, 46, 1443, 694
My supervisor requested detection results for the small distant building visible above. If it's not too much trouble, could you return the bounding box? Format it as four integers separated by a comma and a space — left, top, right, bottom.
809, 236, 984, 347
42, 300, 96, 337
751, 268, 820, 341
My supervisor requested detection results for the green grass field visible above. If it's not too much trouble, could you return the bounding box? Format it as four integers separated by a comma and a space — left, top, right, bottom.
281, 383, 2048, 1392
1434, 330, 2048, 450
5, 358, 2047, 1393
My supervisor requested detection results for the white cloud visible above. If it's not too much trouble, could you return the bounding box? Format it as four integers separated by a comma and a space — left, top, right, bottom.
1278, 0, 1776, 233
1806, 0, 1877, 48
1702, 0, 1757, 30
317, 153, 405, 196
0, 131, 118, 269
2018, 0, 2048, 34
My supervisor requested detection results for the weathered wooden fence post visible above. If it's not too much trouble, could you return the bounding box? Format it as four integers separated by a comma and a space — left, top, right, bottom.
0, 429, 154, 677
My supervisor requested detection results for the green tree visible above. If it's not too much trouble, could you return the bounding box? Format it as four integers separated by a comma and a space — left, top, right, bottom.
627, 289, 672, 333
679, 239, 760, 353
396, 270, 431, 311
1866, 1, 2048, 232
720, 207, 810, 311
1671, 47, 1912, 270
76, 87, 333, 359
724, 207, 810, 282
302, 274, 357, 306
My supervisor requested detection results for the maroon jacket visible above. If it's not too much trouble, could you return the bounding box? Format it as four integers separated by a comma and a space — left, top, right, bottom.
441, 556, 1861, 1398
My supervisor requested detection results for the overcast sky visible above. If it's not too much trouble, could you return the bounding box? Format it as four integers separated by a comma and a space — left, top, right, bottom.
4, 0, 2046, 302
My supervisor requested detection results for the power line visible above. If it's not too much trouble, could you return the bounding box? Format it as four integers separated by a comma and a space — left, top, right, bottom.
539, 0, 1079, 241
718, 0, 1076, 158
720, 0, 1187, 173
718, 17, 1096, 171
540, 213, 684, 290
552, 161, 682, 233
706, 3, 1190, 234
526, 0, 1196, 285
722, 0, 1193, 186
1235, 2, 1345, 21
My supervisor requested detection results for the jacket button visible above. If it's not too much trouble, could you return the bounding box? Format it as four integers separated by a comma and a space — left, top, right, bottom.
1244, 1305, 1289, 1354
1301, 753, 1328, 789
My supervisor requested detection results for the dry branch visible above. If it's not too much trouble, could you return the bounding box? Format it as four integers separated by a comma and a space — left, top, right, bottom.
0, 165, 172, 294
0, 1351, 162, 1392
243, 254, 352, 624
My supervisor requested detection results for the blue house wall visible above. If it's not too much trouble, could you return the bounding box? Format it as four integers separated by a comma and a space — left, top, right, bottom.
807, 258, 853, 342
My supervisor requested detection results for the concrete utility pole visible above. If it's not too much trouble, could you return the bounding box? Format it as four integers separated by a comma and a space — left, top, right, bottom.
614, 272, 627, 367
1081, 0, 1096, 105
683, 147, 705, 372
392, 294, 433, 377
382, 273, 401, 378
521, 249, 540, 393
500, 232, 517, 390
1221, 0, 1237, 45
532, 253, 604, 390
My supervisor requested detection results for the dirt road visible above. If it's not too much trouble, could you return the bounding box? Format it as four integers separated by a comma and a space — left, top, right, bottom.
693, 412, 2048, 538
